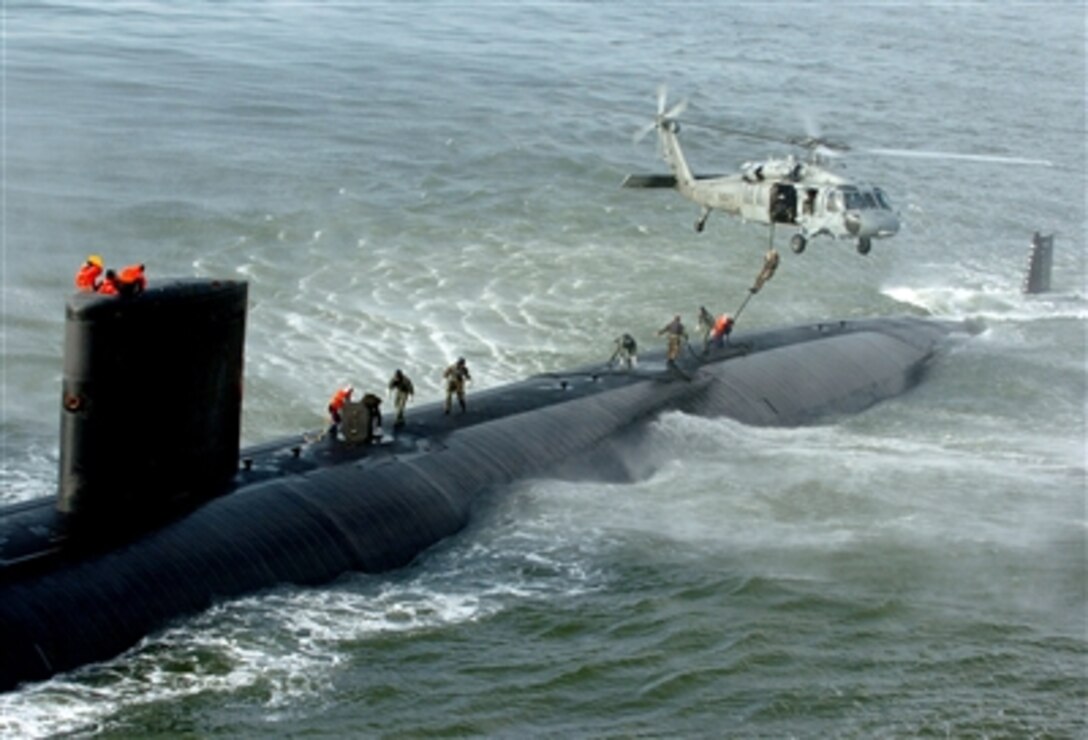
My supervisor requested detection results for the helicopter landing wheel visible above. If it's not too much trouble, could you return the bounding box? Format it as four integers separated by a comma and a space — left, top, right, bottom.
789, 234, 806, 254
856, 238, 872, 256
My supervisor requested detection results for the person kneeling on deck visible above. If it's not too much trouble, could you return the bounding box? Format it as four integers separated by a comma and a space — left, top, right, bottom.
97, 269, 124, 296
444, 357, 471, 414
710, 313, 734, 348
657, 315, 687, 365
608, 333, 638, 370
117, 263, 147, 297
338, 391, 383, 444
327, 384, 354, 436
362, 393, 383, 441
387, 369, 415, 426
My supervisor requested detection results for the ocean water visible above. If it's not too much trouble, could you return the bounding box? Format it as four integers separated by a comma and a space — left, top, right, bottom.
1, 2, 1085, 736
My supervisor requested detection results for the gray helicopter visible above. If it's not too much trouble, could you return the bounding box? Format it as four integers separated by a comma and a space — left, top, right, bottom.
623, 88, 1051, 256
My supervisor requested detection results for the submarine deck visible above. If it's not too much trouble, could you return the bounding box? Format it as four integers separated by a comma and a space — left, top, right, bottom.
0, 316, 953, 576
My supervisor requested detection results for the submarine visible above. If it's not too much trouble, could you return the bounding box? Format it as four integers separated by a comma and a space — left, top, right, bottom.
0, 278, 968, 692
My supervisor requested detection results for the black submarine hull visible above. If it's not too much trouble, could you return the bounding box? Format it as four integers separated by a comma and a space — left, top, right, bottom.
0, 310, 960, 692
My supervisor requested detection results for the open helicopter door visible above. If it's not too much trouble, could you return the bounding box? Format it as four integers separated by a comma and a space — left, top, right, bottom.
769, 183, 798, 225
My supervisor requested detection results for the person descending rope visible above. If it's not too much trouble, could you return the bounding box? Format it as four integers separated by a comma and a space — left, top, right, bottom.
732, 248, 782, 325
751, 248, 780, 295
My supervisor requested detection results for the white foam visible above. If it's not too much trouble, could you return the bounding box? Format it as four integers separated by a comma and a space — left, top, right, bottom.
0, 582, 480, 737
0, 501, 610, 738
883, 282, 1088, 322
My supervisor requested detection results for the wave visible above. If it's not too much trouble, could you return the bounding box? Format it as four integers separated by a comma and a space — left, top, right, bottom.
882, 283, 1088, 322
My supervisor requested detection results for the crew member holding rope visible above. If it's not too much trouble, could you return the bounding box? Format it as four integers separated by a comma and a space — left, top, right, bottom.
709, 313, 734, 347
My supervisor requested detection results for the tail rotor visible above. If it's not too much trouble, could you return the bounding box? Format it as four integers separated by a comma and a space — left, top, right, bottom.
634, 85, 688, 143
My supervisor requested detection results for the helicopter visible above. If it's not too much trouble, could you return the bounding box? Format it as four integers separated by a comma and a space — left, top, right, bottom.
623, 88, 1051, 256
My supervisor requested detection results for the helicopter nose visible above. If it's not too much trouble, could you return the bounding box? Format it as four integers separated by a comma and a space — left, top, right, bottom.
868, 211, 900, 238
879, 212, 901, 237
846, 211, 900, 238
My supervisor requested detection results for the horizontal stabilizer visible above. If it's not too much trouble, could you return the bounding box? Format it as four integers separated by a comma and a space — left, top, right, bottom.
622, 174, 678, 188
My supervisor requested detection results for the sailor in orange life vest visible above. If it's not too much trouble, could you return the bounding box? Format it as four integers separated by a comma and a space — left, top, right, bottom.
97, 269, 123, 296
709, 313, 734, 348
74, 255, 105, 292
117, 263, 147, 296
327, 385, 353, 434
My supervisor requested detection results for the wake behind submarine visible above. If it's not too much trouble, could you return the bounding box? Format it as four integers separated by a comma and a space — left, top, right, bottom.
0, 278, 968, 691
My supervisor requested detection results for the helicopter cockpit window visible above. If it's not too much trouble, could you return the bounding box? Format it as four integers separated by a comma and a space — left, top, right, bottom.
843, 189, 865, 210
827, 190, 844, 212
840, 187, 888, 211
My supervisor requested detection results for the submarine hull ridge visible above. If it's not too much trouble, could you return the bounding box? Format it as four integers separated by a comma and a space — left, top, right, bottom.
0, 280, 961, 691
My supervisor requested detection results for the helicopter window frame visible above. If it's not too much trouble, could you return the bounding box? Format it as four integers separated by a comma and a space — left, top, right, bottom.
803, 188, 818, 216
874, 187, 893, 210
826, 186, 852, 212
842, 188, 865, 211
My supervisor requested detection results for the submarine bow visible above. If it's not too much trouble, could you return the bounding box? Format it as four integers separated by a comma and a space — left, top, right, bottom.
0, 280, 960, 691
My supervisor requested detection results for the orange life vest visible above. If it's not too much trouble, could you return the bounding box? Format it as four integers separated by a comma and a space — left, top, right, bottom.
75, 263, 103, 291
712, 315, 734, 339
329, 387, 352, 412
118, 264, 147, 291
97, 275, 121, 295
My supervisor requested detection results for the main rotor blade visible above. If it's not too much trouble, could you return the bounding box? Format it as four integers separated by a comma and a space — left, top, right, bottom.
864, 147, 1053, 167
691, 121, 793, 147
664, 98, 688, 120
633, 120, 657, 144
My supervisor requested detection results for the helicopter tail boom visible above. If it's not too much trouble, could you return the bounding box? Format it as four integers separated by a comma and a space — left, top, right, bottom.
621, 174, 678, 189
